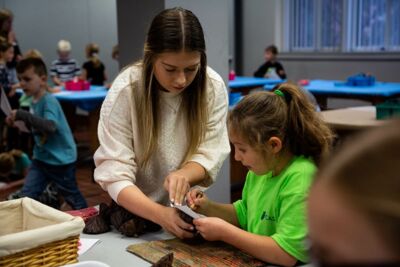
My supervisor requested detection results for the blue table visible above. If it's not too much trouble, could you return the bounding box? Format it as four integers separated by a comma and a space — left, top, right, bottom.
53, 85, 108, 112
264, 79, 400, 109
53, 86, 108, 153
228, 76, 283, 89
228, 76, 284, 106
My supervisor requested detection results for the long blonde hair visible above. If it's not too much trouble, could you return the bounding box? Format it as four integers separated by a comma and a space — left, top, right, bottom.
228, 83, 333, 165
315, 119, 400, 253
135, 7, 208, 168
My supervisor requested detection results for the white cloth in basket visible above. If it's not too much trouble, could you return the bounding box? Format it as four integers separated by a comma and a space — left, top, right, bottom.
0, 197, 85, 256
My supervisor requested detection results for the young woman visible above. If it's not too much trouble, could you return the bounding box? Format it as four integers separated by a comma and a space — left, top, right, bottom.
93, 7, 230, 239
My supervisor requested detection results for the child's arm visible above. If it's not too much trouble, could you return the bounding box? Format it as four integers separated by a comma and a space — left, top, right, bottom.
52, 76, 64, 86
193, 218, 297, 266
81, 69, 87, 81
12, 109, 57, 134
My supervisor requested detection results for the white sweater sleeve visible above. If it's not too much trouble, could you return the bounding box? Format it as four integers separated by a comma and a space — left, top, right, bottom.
93, 69, 138, 202
188, 68, 231, 186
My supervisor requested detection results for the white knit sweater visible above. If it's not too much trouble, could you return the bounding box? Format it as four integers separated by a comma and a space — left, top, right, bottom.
94, 65, 230, 205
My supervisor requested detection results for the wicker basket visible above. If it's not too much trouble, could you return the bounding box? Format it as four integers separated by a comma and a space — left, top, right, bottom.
0, 198, 85, 267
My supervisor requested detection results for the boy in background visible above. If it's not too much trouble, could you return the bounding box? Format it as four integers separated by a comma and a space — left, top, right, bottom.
50, 39, 81, 86
254, 45, 286, 79
6, 57, 87, 209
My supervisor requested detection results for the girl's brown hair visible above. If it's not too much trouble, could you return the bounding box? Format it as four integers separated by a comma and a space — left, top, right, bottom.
228, 83, 333, 165
0, 149, 22, 174
0, 8, 13, 39
315, 120, 400, 252
135, 7, 208, 167
85, 43, 101, 68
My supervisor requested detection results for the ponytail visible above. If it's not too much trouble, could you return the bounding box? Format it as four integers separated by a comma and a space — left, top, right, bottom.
228, 83, 333, 165
274, 83, 333, 164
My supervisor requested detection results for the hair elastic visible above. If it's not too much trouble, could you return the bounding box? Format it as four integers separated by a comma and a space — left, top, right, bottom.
274, 89, 292, 103
274, 89, 285, 98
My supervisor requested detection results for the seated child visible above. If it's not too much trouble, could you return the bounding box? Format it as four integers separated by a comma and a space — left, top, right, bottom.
254, 45, 286, 79
82, 43, 107, 86
50, 40, 81, 86
308, 120, 400, 265
187, 83, 333, 266
0, 149, 30, 182
6, 57, 87, 210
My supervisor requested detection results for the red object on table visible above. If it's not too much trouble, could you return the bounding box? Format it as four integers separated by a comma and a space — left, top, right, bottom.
65, 80, 90, 91
298, 79, 310, 86
64, 206, 99, 222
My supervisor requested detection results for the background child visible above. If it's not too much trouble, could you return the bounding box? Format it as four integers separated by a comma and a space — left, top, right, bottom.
82, 43, 107, 86
308, 120, 400, 265
0, 149, 30, 182
254, 45, 286, 79
187, 83, 333, 266
0, 8, 22, 68
6, 57, 87, 210
0, 36, 20, 151
50, 39, 80, 86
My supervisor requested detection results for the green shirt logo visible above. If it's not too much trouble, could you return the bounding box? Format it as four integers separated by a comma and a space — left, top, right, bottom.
260, 211, 275, 221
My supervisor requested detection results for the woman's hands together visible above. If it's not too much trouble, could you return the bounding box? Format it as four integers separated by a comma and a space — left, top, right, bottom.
164, 170, 190, 205
158, 206, 194, 239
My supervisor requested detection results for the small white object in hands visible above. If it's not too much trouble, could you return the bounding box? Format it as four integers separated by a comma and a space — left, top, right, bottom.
170, 202, 205, 219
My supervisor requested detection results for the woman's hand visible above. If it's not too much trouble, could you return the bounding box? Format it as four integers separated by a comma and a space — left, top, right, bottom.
193, 217, 229, 241
186, 188, 209, 214
158, 206, 194, 239
164, 171, 190, 205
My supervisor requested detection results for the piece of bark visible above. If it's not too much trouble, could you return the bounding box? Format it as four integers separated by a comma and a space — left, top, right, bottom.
151, 252, 173, 267
118, 217, 146, 237
83, 215, 111, 234
110, 208, 134, 229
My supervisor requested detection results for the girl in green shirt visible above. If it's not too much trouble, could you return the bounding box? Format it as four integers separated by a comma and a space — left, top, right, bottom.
187, 83, 333, 266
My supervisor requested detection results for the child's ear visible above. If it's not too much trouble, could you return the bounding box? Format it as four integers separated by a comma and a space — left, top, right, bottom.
267, 137, 282, 154
40, 75, 47, 83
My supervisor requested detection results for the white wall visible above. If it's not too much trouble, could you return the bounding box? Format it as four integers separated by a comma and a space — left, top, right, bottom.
1, 0, 119, 82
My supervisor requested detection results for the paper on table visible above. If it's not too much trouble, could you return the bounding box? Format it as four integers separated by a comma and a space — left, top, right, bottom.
1, 88, 30, 133
78, 238, 101, 255
170, 203, 205, 219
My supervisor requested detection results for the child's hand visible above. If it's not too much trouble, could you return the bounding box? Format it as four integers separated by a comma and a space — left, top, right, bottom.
5, 110, 17, 126
186, 189, 208, 212
164, 171, 190, 206
193, 217, 228, 241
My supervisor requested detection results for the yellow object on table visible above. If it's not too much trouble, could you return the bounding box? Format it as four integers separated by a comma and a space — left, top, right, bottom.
0, 197, 85, 267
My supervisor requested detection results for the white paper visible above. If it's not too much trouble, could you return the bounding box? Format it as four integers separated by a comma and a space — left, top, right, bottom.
171, 203, 205, 219
0, 88, 11, 115
1, 88, 30, 133
78, 238, 101, 255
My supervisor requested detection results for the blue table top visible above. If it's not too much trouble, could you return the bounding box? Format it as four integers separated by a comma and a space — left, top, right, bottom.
264, 79, 400, 97
229, 76, 284, 89
54, 85, 108, 111
17, 86, 108, 112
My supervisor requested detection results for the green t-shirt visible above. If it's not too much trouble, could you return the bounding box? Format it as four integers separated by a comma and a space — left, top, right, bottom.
233, 156, 316, 263
19, 94, 33, 108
